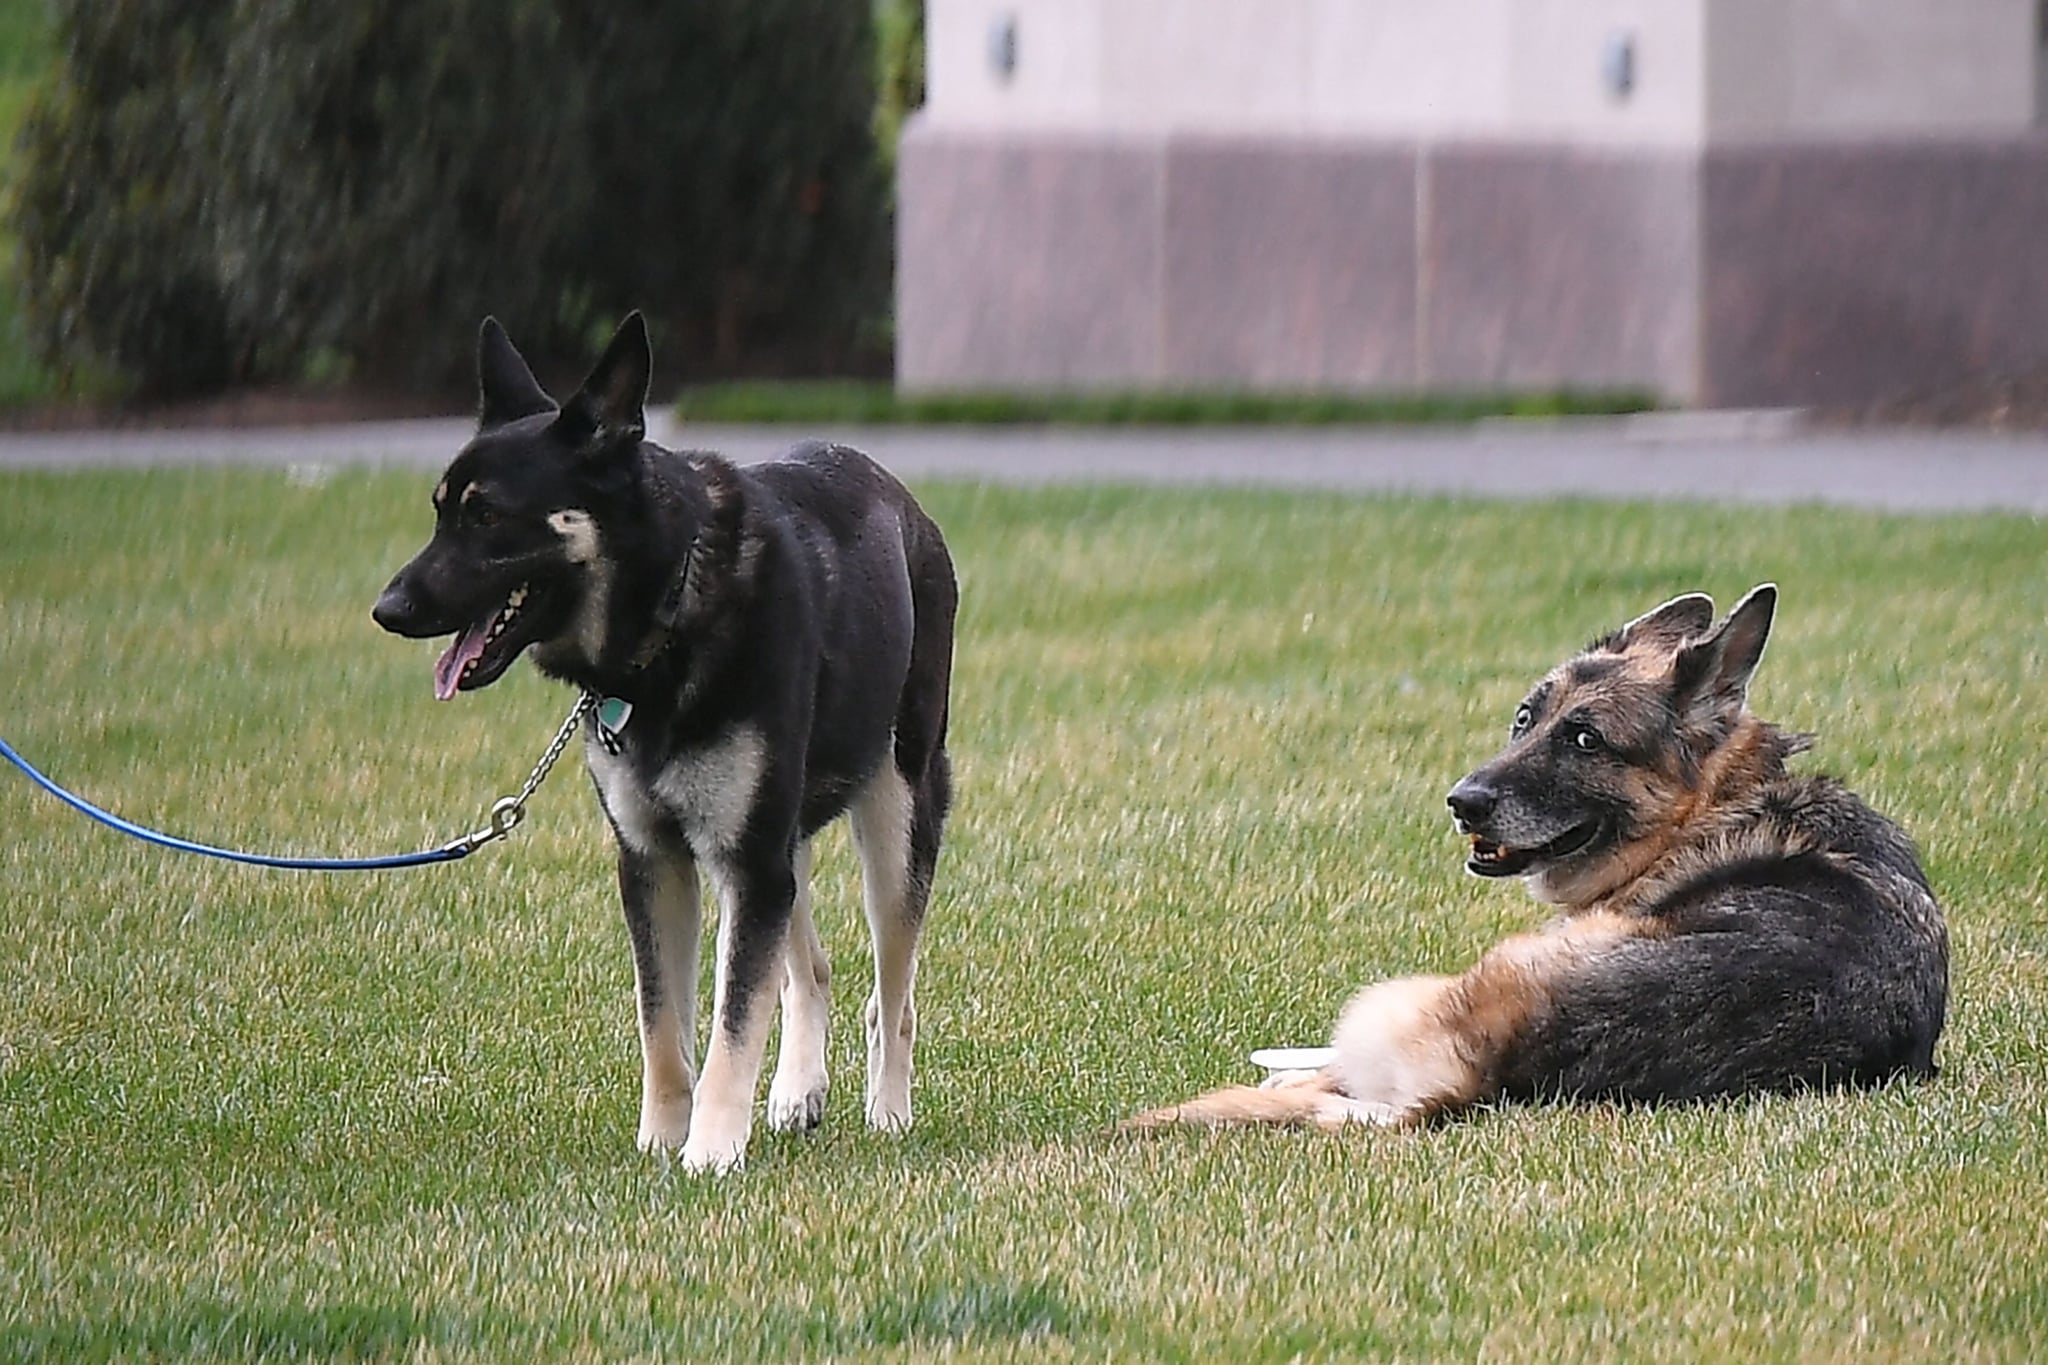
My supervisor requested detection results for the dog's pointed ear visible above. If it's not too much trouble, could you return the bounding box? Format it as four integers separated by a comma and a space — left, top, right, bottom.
552, 312, 651, 453
476, 317, 557, 430
1608, 592, 1716, 653
1671, 583, 1777, 722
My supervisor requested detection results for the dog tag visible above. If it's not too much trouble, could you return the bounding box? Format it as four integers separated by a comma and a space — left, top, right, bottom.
596, 696, 633, 755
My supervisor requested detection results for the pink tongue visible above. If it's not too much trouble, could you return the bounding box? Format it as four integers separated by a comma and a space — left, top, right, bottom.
433, 622, 490, 701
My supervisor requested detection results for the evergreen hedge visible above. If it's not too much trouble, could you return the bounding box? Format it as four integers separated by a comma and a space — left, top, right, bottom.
12, 0, 889, 397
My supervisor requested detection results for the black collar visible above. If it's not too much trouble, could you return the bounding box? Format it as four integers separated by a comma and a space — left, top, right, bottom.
629, 540, 694, 671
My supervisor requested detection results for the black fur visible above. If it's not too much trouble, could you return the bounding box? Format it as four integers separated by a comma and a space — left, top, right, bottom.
1495, 790, 1948, 1103
1132, 586, 1948, 1134
375, 315, 955, 1168
1451, 586, 1948, 1106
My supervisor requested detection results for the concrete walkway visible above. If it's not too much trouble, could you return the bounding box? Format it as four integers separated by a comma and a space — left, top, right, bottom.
3, 411, 2046, 514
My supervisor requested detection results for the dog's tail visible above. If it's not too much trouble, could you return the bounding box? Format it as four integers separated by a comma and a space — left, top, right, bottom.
1123, 1072, 1392, 1133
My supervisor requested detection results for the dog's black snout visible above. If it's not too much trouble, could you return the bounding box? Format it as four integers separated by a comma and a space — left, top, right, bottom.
372, 577, 423, 636
1446, 779, 1496, 830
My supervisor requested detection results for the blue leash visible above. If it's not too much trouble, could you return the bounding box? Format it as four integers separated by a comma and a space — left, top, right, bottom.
0, 692, 595, 872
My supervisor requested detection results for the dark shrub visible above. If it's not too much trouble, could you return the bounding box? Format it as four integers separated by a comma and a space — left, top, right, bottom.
570, 0, 890, 380
12, 0, 890, 397
13, 1, 246, 396
209, 0, 593, 390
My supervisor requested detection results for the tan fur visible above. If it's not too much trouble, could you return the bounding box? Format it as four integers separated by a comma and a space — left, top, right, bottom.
1133, 913, 1653, 1133
630, 857, 703, 1152
1449, 910, 1650, 1060
1125, 1072, 1395, 1132
1571, 719, 1809, 915
1521, 651, 1717, 908
1131, 584, 1943, 1134
1322, 974, 1472, 1122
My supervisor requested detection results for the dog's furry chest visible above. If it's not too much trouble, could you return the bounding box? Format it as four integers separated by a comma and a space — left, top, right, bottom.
585, 724, 766, 857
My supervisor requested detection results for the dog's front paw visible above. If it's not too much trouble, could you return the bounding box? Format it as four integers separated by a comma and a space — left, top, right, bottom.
864, 1092, 913, 1133
678, 1108, 752, 1175
863, 994, 915, 1133
766, 1076, 829, 1133
636, 1099, 692, 1154
678, 1135, 747, 1175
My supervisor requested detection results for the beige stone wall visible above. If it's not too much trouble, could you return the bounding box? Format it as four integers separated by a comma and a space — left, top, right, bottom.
925, 0, 2039, 144
1706, 0, 2038, 138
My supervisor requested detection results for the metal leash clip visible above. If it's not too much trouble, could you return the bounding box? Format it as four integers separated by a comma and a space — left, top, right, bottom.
446, 795, 527, 855
439, 691, 596, 857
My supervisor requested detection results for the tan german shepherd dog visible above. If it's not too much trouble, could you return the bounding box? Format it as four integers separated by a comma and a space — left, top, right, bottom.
1130, 585, 1949, 1130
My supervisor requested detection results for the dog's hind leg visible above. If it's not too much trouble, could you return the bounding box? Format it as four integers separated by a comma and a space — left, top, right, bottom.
767, 841, 832, 1133
854, 525, 952, 1134
620, 847, 702, 1153
1124, 1073, 1400, 1132
1125, 975, 1481, 1133
851, 757, 943, 1132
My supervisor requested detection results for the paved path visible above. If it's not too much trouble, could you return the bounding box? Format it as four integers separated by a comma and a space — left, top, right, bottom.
3, 411, 2046, 514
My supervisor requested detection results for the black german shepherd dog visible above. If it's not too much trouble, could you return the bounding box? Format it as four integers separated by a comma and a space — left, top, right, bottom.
374, 315, 955, 1173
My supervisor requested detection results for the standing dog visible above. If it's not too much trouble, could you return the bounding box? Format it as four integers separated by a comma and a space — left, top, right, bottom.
374, 315, 955, 1173
1131, 585, 1948, 1130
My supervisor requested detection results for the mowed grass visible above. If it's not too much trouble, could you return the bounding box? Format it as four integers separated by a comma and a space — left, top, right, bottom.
671, 381, 1655, 427
2, 467, 2046, 1360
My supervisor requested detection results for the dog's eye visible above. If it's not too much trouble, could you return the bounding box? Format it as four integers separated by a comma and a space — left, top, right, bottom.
1511, 704, 1534, 737
468, 501, 500, 529
1570, 725, 1604, 753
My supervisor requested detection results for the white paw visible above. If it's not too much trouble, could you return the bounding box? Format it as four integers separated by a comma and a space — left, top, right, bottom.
678, 1132, 748, 1175
678, 1107, 751, 1174
1315, 1094, 1406, 1128
863, 995, 915, 1133
635, 1100, 692, 1153
865, 1090, 913, 1133
766, 1075, 829, 1133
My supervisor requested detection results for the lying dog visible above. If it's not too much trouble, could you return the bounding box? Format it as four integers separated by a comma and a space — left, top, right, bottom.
374, 315, 956, 1172
1131, 585, 1948, 1129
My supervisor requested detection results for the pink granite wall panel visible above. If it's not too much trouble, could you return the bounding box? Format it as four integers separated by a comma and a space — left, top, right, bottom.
898, 125, 2048, 406
897, 128, 1166, 390
1160, 140, 1420, 388
1420, 146, 1700, 396
1700, 141, 2048, 407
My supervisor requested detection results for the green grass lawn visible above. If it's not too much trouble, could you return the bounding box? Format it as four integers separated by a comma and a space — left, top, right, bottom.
3, 469, 2046, 1359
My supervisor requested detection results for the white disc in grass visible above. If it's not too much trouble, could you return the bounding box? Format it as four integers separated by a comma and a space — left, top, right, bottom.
1249, 1046, 1336, 1073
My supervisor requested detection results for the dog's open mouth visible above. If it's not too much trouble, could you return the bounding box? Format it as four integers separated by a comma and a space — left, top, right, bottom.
433, 584, 532, 700
1466, 820, 1605, 878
